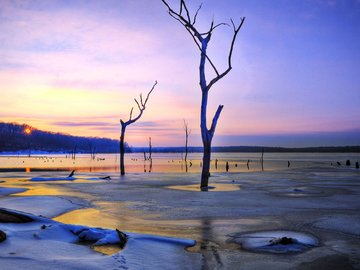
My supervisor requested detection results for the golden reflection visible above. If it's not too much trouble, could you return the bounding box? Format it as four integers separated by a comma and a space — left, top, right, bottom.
13, 184, 90, 199
15, 186, 71, 196
166, 183, 241, 192
93, 245, 122, 255
54, 208, 118, 229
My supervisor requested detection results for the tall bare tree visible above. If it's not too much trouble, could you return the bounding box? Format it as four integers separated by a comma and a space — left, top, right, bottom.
120, 81, 157, 175
162, 0, 245, 190
183, 119, 191, 163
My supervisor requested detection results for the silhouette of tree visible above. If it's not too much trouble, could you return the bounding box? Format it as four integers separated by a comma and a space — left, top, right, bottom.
183, 119, 191, 164
161, 0, 245, 190
119, 81, 157, 175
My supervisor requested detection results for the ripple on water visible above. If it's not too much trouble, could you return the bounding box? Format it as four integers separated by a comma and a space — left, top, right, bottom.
166, 183, 241, 192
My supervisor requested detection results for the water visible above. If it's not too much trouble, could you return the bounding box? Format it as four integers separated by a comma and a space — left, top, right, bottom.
0, 152, 359, 173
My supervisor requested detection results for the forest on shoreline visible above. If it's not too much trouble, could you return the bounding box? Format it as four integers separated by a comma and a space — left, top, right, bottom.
1, 122, 359, 154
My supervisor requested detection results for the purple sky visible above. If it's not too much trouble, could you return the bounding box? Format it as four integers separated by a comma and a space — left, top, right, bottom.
1, 0, 360, 147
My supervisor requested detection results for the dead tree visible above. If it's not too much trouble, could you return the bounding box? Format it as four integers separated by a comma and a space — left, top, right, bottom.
162, 0, 245, 190
120, 81, 157, 175
183, 119, 191, 163
148, 137, 152, 160
149, 137, 153, 172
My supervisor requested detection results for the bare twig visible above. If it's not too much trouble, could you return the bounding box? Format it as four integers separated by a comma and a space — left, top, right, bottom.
193, 3, 202, 25
121, 81, 158, 127
207, 17, 245, 91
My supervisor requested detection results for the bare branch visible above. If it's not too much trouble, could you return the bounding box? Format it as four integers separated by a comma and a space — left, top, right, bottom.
162, 0, 221, 77
193, 3, 202, 25
134, 98, 141, 112
181, 0, 191, 22
140, 93, 144, 106
183, 119, 191, 135
121, 80, 157, 126
207, 17, 245, 91
228, 17, 245, 68
144, 80, 157, 105
129, 107, 134, 120
209, 105, 224, 136
199, 22, 228, 36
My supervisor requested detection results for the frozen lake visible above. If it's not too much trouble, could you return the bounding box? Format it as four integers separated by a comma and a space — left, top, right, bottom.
0, 152, 359, 173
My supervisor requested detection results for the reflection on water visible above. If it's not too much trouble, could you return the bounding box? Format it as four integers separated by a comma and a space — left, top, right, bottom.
54, 208, 119, 229
166, 183, 241, 192
1, 152, 358, 173
93, 244, 122, 255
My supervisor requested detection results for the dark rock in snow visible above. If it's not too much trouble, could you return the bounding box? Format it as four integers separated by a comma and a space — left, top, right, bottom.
0, 208, 34, 223
0, 230, 6, 243
116, 229, 128, 249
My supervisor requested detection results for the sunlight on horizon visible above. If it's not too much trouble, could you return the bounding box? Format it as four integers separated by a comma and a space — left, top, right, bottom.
1, 0, 359, 146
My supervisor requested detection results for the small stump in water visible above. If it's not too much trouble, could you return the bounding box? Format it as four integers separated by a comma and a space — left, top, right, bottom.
0, 230, 6, 243
230, 230, 318, 254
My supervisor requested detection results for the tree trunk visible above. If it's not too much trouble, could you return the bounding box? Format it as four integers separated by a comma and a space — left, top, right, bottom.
200, 88, 212, 189
200, 142, 211, 190
184, 136, 188, 163
199, 39, 212, 190
120, 124, 126, 176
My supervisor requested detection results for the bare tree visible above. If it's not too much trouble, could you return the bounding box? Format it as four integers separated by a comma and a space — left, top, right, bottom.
183, 119, 191, 163
148, 137, 152, 160
120, 81, 157, 175
162, 0, 245, 190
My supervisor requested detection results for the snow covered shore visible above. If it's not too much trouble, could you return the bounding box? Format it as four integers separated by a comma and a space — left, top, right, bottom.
1, 167, 360, 269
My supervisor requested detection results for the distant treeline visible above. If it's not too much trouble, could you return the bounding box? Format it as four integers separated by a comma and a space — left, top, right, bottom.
0, 122, 129, 154
1, 122, 359, 154
133, 145, 360, 153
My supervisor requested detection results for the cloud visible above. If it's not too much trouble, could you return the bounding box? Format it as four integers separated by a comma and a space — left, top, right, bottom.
51, 121, 115, 127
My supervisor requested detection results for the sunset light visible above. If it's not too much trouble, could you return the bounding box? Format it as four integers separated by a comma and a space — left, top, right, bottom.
0, 0, 359, 148
0, 2, 359, 269
24, 127, 32, 135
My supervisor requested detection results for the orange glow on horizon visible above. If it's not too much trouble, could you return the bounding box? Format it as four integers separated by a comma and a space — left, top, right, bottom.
24, 127, 32, 135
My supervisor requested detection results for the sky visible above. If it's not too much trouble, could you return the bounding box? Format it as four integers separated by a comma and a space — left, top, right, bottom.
1, 0, 360, 147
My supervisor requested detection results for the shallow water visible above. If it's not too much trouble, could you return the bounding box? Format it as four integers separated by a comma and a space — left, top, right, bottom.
1, 152, 359, 173
1, 159, 360, 269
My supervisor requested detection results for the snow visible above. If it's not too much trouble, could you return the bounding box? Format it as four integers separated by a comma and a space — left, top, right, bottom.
0, 208, 199, 270
0, 196, 81, 217
1, 165, 360, 269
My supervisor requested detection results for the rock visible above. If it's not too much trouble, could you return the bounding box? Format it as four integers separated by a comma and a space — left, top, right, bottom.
0, 230, 6, 243
269, 236, 296, 245
230, 230, 318, 254
346, 160, 351, 166
0, 208, 34, 223
116, 229, 128, 249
